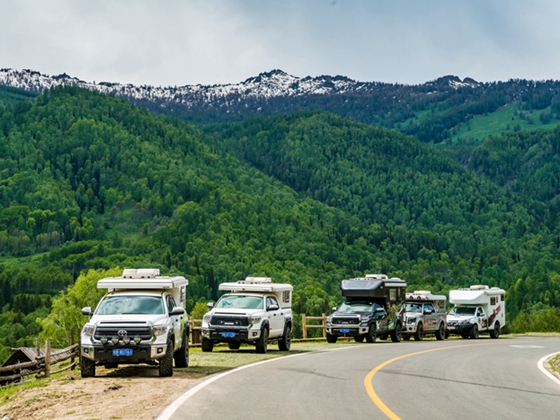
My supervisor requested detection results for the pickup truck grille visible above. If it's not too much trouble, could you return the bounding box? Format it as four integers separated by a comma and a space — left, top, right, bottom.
332, 317, 359, 325
94, 322, 152, 340
211, 314, 249, 327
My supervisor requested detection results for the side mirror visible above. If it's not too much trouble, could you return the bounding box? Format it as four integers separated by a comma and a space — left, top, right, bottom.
207, 302, 214, 309
267, 304, 279, 311
170, 306, 185, 316
332, 307, 337, 312
82, 307, 93, 316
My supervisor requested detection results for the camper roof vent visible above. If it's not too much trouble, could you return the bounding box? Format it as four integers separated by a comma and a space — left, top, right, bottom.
121, 268, 160, 279
365, 274, 389, 280
239, 277, 272, 284
470, 285, 489, 290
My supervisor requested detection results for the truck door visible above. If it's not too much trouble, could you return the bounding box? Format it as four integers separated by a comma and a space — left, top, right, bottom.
423, 303, 437, 331
476, 306, 487, 329
167, 295, 183, 349
374, 302, 389, 333
266, 296, 284, 337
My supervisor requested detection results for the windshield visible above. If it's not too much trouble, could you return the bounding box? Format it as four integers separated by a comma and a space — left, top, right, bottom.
450, 306, 476, 316
215, 295, 263, 310
338, 301, 377, 313
406, 302, 422, 313
96, 295, 165, 315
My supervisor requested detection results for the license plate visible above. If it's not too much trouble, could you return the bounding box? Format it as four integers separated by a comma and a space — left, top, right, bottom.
340, 328, 350, 333
113, 348, 133, 356
221, 332, 236, 338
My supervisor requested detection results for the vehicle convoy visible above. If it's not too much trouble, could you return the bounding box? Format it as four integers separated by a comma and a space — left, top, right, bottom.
326, 274, 406, 343
80, 268, 189, 378
446, 285, 506, 339
201, 277, 293, 353
403, 291, 447, 341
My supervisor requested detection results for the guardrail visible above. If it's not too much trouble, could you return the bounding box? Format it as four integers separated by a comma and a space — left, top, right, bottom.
301, 313, 327, 339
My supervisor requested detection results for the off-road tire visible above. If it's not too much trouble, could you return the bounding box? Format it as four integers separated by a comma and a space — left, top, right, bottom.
159, 338, 174, 377
326, 332, 337, 343
365, 323, 377, 343
174, 331, 189, 368
354, 335, 365, 343
435, 323, 445, 340
390, 322, 402, 343
490, 322, 500, 339
444, 330, 450, 339
228, 342, 241, 350
256, 326, 268, 353
278, 324, 292, 351
201, 337, 214, 352
414, 323, 424, 341
469, 324, 479, 339
80, 357, 96, 378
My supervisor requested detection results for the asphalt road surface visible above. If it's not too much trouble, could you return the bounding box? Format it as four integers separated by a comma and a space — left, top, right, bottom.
158, 336, 560, 420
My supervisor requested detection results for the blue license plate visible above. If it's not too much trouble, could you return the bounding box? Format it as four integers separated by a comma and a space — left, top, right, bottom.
221, 332, 236, 338
340, 328, 350, 333
113, 348, 133, 356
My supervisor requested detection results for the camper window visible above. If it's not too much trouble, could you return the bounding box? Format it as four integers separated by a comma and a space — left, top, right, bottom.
389, 288, 397, 302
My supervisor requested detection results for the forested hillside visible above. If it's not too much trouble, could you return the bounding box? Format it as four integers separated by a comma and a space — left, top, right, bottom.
1, 86, 559, 362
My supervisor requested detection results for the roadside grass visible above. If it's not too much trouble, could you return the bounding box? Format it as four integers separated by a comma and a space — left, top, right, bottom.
549, 354, 560, 376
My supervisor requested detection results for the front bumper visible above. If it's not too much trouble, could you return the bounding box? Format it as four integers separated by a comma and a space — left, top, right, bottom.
202, 326, 261, 343
326, 325, 369, 337
81, 343, 168, 363
446, 323, 474, 334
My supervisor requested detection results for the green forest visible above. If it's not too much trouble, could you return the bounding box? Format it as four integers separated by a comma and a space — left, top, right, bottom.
0, 85, 560, 362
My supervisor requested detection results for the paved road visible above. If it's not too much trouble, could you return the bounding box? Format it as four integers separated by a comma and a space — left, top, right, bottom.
158, 336, 560, 420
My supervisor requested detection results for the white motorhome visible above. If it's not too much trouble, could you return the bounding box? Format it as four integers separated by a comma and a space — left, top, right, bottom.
446, 285, 505, 339
80, 268, 189, 377
201, 277, 293, 353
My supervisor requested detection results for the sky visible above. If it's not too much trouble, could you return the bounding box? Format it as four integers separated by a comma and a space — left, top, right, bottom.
2, 0, 560, 87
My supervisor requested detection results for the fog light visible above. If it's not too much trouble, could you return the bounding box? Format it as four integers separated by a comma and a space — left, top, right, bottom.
111, 336, 119, 345
83, 348, 89, 354
253, 332, 258, 337
100, 336, 108, 345
134, 336, 142, 344
157, 347, 164, 354
123, 336, 131, 345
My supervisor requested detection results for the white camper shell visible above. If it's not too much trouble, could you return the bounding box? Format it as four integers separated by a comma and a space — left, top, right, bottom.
202, 277, 293, 353
446, 285, 505, 339
80, 268, 190, 378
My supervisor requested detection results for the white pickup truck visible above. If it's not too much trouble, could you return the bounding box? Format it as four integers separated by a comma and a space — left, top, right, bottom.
446, 285, 505, 339
201, 277, 293, 353
80, 268, 189, 377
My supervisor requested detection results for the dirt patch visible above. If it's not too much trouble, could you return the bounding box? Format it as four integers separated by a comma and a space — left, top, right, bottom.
0, 366, 204, 420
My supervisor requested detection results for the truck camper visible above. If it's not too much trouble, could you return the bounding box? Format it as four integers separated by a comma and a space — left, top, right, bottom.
446, 285, 505, 339
326, 274, 406, 343
403, 291, 447, 341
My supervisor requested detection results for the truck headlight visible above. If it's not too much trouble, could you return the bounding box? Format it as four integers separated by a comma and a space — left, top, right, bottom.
250, 314, 262, 324
153, 325, 168, 336
202, 313, 212, 327
82, 325, 95, 336
407, 317, 416, 324
360, 316, 369, 323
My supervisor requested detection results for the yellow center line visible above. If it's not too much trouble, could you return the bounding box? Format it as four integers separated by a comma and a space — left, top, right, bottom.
363, 343, 487, 420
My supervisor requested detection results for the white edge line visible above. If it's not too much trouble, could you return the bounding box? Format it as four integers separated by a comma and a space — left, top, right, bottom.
156, 346, 354, 420
538, 352, 560, 386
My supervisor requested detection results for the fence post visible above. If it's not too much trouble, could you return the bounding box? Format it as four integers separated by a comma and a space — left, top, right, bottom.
302, 314, 307, 339
70, 327, 75, 370
35, 337, 40, 358
322, 313, 326, 338
45, 339, 51, 378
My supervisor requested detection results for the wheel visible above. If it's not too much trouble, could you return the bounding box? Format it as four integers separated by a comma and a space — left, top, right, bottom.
159, 338, 174, 377
390, 322, 402, 343
365, 323, 377, 343
490, 322, 500, 339
403, 335, 411, 341
174, 331, 189, 367
435, 323, 445, 340
469, 324, 479, 339
228, 342, 241, 350
255, 327, 268, 353
80, 357, 96, 378
278, 324, 292, 351
444, 330, 450, 339
413, 323, 424, 341
354, 335, 365, 343
326, 332, 337, 343
201, 337, 214, 352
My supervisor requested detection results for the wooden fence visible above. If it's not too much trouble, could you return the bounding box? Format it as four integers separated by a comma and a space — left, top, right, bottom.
301, 313, 327, 339
0, 339, 78, 386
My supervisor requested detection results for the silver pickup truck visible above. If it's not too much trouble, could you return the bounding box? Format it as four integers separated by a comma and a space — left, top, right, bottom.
403, 291, 446, 341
